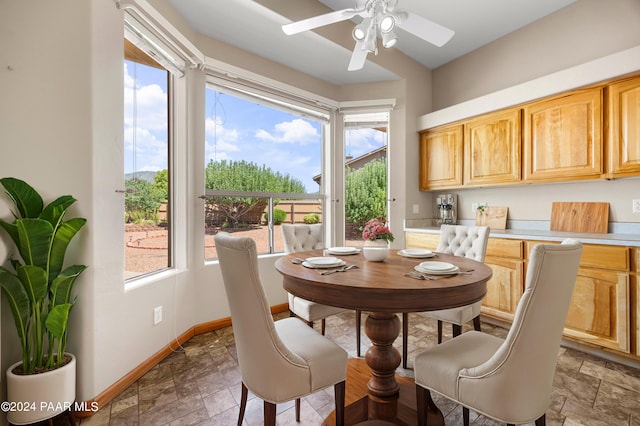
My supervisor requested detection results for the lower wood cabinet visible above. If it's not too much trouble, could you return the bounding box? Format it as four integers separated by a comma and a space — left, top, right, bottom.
525, 241, 630, 353
482, 239, 524, 322
632, 248, 639, 356
405, 231, 638, 359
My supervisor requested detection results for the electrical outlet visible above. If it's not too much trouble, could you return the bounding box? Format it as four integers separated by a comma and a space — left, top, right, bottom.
633, 199, 640, 213
471, 203, 478, 213
412, 204, 419, 214
154, 306, 163, 325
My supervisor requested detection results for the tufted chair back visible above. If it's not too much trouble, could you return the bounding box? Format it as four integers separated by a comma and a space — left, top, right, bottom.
282, 224, 324, 253
436, 225, 489, 261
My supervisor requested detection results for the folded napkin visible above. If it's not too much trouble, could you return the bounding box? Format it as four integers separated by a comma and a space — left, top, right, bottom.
404, 267, 474, 280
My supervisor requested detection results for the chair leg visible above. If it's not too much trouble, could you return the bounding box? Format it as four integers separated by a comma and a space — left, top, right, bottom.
238, 382, 248, 426
535, 414, 546, 426
416, 385, 427, 426
356, 310, 362, 357
264, 401, 277, 426
472, 315, 481, 331
452, 323, 462, 338
402, 312, 409, 369
334, 380, 346, 426
295, 398, 301, 422
463, 407, 470, 426
321, 318, 326, 335
416, 385, 439, 426
437, 320, 443, 344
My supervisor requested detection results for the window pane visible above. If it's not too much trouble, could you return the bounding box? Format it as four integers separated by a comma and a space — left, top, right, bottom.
204, 89, 323, 259
344, 114, 389, 247
124, 58, 171, 279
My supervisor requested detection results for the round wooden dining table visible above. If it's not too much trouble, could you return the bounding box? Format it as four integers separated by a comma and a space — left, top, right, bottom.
274, 249, 492, 426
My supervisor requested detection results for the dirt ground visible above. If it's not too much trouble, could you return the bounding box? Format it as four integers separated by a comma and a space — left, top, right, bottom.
125, 224, 287, 277
125, 223, 364, 278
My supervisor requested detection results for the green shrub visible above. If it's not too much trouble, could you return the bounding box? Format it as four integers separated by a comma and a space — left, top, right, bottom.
303, 213, 320, 224
264, 208, 287, 225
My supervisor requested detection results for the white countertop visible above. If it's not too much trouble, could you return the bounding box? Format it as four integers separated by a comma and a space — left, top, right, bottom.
404, 219, 640, 247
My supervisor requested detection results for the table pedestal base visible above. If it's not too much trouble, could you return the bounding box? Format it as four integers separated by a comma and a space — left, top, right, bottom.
323, 358, 445, 426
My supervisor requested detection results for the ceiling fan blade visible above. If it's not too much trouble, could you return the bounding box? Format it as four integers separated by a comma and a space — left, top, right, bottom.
282, 8, 358, 35
396, 11, 454, 47
348, 41, 368, 71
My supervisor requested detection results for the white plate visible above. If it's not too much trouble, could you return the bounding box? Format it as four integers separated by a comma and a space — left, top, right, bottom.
398, 248, 434, 258
415, 264, 460, 275
305, 256, 342, 266
327, 247, 360, 255
303, 259, 346, 269
419, 261, 456, 271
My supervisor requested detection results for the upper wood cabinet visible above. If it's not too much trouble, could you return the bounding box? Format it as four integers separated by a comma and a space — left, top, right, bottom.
464, 109, 521, 186
607, 75, 640, 178
419, 124, 463, 190
523, 88, 603, 182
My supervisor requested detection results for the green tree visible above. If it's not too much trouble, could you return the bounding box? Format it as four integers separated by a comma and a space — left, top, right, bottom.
205, 160, 306, 227
124, 178, 165, 223
344, 158, 387, 226
154, 169, 169, 199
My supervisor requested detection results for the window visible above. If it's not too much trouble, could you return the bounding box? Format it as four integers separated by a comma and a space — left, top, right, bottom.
123, 39, 172, 279
203, 84, 327, 259
343, 112, 389, 246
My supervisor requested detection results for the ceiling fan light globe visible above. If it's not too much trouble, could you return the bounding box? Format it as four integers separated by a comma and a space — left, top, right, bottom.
352, 18, 371, 41
382, 31, 397, 48
379, 14, 395, 33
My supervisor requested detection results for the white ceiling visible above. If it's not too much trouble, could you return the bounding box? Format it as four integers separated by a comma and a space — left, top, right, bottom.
167, 0, 577, 85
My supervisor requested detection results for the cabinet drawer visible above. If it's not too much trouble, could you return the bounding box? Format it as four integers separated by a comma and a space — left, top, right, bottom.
486, 238, 523, 259
524, 241, 629, 271
405, 232, 440, 250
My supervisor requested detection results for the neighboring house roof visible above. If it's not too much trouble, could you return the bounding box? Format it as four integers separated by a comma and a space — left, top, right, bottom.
313, 146, 387, 185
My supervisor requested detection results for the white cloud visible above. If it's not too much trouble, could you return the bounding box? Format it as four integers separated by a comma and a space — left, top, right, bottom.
255, 118, 319, 144
205, 116, 241, 163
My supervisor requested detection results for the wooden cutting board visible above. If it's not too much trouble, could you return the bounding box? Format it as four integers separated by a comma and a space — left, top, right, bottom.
475, 206, 508, 229
550, 202, 609, 233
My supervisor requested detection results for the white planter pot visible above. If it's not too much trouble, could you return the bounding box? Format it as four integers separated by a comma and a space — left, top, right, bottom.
6, 354, 76, 425
362, 239, 390, 262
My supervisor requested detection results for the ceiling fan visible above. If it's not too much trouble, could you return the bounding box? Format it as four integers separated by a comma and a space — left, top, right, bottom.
282, 0, 455, 71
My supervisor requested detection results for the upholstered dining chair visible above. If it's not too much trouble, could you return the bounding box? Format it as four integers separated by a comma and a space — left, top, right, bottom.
215, 232, 347, 426
414, 239, 583, 426
402, 224, 490, 368
282, 224, 364, 356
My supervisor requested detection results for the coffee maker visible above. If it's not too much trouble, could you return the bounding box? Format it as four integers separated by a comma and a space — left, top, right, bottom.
435, 193, 457, 225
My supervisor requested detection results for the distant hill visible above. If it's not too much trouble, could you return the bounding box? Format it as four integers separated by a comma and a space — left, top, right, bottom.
124, 171, 157, 183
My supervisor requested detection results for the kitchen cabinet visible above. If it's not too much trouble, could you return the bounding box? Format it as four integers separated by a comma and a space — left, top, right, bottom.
522, 88, 603, 182
464, 109, 521, 186
607, 75, 640, 178
632, 248, 639, 356
525, 242, 630, 353
419, 124, 463, 190
482, 238, 524, 322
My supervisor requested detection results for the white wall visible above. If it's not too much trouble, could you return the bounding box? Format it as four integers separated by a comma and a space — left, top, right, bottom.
432, 0, 640, 110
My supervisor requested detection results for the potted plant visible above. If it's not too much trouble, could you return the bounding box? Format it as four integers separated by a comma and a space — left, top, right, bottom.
361, 216, 394, 261
0, 177, 87, 425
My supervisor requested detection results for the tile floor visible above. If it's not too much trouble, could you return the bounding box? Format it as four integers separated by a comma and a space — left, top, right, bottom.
58, 311, 639, 425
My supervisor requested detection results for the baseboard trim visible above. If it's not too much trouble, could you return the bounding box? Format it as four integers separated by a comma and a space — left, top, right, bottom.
75, 303, 289, 417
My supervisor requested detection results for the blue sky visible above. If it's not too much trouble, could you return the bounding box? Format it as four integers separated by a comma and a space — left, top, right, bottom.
124, 61, 386, 192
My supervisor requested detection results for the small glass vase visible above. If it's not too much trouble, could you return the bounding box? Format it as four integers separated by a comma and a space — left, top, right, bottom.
362, 239, 390, 262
